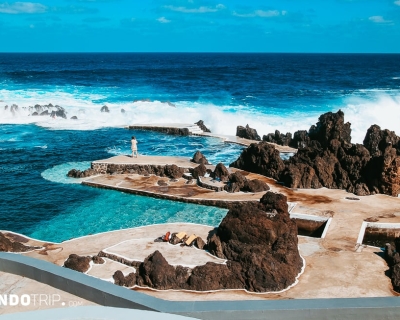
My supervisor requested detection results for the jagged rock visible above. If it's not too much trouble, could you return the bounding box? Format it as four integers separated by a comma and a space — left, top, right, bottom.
224, 171, 246, 193
100, 105, 109, 113
121, 108, 125, 113
31, 112, 38, 116
215, 192, 302, 292
192, 164, 207, 179
136, 251, 188, 290
63, 254, 91, 273
308, 109, 351, 148
164, 164, 184, 179
40, 110, 49, 116
92, 256, 105, 264
0, 233, 37, 253
231, 110, 400, 197
236, 124, 261, 141
194, 236, 206, 250
195, 120, 211, 133
131, 192, 302, 293
191, 151, 209, 165
289, 130, 310, 148
230, 142, 285, 181
67, 168, 96, 178
213, 163, 229, 182
263, 130, 292, 146
207, 233, 225, 259
71, 116, 78, 120
113, 270, 136, 287
242, 179, 270, 193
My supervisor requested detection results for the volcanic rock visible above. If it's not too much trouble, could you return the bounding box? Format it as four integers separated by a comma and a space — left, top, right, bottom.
71, 116, 78, 120
191, 151, 209, 165
230, 142, 285, 181
100, 105, 109, 113
194, 236, 206, 250
0, 233, 37, 253
195, 120, 211, 133
231, 110, 400, 197
192, 163, 207, 179
213, 163, 229, 182
131, 192, 302, 293
31, 112, 39, 116
164, 164, 184, 179
289, 130, 310, 148
41, 110, 49, 116
236, 124, 261, 141
263, 130, 292, 146
92, 256, 105, 264
113, 270, 136, 287
67, 168, 96, 178
242, 179, 270, 193
63, 254, 91, 273
224, 171, 246, 193
136, 251, 188, 290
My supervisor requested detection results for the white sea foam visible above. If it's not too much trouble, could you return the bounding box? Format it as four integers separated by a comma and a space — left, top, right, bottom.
1, 88, 399, 143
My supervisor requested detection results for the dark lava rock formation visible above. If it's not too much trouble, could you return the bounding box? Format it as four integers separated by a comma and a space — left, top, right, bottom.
131, 192, 302, 292
231, 110, 400, 197
236, 124, 261, 141
100, 105, 110, 113
191, 151, 209, 165
67, 168, 96, 178
195, 120, 211, 133
263, 130, 292, 146
212, 163, 230, 182
385, 241, 400, 293
0, 233, 38, 253
113, 270, 136, 287
63, 254, 91, 273
224, 171, 270, 193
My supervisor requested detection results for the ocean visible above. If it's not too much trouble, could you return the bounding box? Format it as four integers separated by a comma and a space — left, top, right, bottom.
0, 53, 399, 242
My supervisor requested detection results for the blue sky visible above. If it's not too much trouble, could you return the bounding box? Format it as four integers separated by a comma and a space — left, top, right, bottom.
0, 0, 399, 52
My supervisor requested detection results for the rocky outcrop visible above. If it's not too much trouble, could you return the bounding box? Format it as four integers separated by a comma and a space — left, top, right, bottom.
191, 151, 209, 165
224, 171, 270, 193
63, 254, 91, 273
0, 233, 38, 253
92, 256, 105, 264
195, 120, 211, 133
212, 163, 229, 182
289, 130, 311, 148
385, 241, 400, 293
192, 164, 207, 179
128, 126, 189, 136
113, 270, 136, 287
236, 125, 261, 141
67, 168, 96, 178
164, 164, 184, 179
230, 143, 285, 181
263, 130, 292, 146
231, 110, 400, 197
100, 105, 109, 113
131, 192, 302, 292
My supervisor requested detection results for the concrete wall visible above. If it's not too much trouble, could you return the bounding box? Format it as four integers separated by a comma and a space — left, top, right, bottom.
1, 253, 400, 319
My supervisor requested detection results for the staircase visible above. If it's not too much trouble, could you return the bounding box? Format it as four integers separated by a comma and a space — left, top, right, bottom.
185, 124, 204, 135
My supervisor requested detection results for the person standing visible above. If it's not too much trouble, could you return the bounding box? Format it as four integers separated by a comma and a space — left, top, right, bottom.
131, 136, 138, 158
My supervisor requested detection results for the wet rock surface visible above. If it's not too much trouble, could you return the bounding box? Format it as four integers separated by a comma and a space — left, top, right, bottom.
67, 168, 96, 178
63, 254, 91, 273
231, 110, 400, 197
